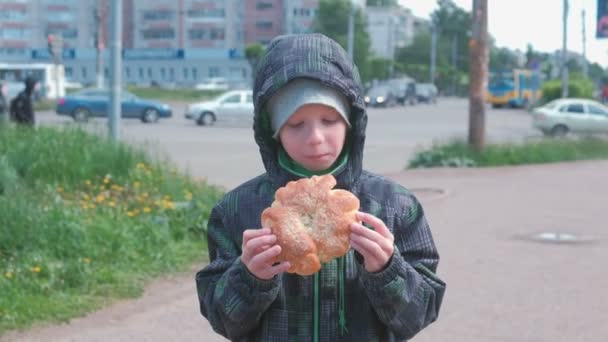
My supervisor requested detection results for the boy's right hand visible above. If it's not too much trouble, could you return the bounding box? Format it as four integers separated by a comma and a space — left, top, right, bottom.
240, 228, 291, 280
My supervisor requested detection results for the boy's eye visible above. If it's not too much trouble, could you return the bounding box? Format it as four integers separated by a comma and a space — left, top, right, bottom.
322, 118, 338, 124
286, 121, 304, 128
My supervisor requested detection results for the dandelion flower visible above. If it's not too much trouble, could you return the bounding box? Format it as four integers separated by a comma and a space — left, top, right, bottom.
4, 272, 13, 279
82, 258, 91, 264
31, 266, 41, 273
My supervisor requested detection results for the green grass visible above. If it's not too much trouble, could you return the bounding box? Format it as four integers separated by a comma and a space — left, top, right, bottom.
408, 137, 608, 168
0, 125, 223, 334
126, 86, 224, 102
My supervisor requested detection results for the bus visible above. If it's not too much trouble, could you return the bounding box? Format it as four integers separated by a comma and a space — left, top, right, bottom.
0, 63, 65, 100
487, 69, 541, 108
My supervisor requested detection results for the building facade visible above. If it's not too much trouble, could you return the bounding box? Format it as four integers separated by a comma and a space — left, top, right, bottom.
0, 0, 418, 87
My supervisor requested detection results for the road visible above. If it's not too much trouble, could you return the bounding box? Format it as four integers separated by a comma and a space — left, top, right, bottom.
8, 99, 605, 342
36, 98, 539, 190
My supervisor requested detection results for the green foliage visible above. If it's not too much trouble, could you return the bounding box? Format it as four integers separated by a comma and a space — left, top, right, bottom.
0, 126, 223, 333
368, 57, 393, 81
541, 76, 595, 102
366, 0, 397, 6
313, 0, 372, 82
245, 43, 266, 72
408, 137, 608, 168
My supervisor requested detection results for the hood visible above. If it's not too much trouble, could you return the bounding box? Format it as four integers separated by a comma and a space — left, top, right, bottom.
24, 77, 37, 95
252, 33, 367, 189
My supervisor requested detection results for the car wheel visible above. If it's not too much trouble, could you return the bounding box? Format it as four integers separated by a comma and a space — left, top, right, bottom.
142, 108, 159, 123
551, 124, 568, 137
197, 112, 215, 126
72, 107, 90, 122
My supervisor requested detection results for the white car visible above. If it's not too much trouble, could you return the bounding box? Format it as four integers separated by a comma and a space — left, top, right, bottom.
185, 90, 253, 126
532, 98, 608, 136
194, 78, 230, 91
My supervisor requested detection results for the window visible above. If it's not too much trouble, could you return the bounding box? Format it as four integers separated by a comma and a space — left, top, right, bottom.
142, 10, 173, 21
169, 68, 174, 81
183, 67, 189, 80
65, 67, 73, 78
147, 67, 153, 78
565, 103, 585, 114
588, 105, 608, 115
189, 28, 225, 40
0, 10, 26, 20
0, 28, 29, 39
209, 66, 220, 78
222, 94, 241, 104
160, 68, 166, 80
81, 67, 87, 78
257, 2, 273, 10
187, 8, 225, 18
125, 67, 130, 79
142, 28, 175, 39
0, 48, 26, 57
256, 21, 272, 30
139, 67, 144, 79
192, 67, 198, 80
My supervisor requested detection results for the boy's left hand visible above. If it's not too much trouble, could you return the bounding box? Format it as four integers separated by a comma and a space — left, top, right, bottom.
349, 212, 394, 273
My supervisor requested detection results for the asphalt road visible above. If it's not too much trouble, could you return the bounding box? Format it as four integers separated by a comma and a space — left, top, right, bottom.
36, 98, 539, 190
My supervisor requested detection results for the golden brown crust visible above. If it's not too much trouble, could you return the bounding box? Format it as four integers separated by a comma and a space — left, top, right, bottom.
260, 175, 360, 276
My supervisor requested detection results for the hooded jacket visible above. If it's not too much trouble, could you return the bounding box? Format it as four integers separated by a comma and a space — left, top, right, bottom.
196, 33, 445, 342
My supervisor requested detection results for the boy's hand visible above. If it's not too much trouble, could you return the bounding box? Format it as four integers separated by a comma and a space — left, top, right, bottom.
350, 212, 395, 273
240, 228, 291, 280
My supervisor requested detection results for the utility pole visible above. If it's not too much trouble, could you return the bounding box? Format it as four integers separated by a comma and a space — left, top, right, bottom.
94, 1, 107, 89
468, 0, 488, 152
582, 8, 588, 78
430, 21, 437, 83
561, 0, 569, 98
452, 35, 458, 94
109, 0, 122, 141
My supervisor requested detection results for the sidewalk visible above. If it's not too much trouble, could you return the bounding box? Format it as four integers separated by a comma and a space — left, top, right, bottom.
3, 161, 607, 341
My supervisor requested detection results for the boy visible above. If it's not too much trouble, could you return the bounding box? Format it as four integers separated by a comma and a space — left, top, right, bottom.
196, 33, 445, 341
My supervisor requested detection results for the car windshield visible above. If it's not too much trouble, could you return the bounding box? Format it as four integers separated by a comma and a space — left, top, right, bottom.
368, 86, 390, 97
489, 73, 514, 89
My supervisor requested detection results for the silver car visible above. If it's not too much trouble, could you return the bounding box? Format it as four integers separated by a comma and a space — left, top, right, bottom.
185, 90, 253, 126
532, 98, 608, 136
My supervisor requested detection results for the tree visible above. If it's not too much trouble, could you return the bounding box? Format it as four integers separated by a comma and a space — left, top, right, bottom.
366, 0, 397, 6
313, 0, 372, 81
431, 0, 472, 73
245, 43, 265, 74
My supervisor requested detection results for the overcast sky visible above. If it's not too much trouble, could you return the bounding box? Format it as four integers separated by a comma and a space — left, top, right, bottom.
400, 0, 608, 67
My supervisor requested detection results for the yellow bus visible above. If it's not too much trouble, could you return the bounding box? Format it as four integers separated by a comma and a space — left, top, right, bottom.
487, 69, 541, 108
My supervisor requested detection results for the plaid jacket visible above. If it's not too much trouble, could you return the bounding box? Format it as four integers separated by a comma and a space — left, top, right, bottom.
196, 33, 445, 341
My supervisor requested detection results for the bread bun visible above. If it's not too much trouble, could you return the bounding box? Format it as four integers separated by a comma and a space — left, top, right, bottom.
261, 175, 359, 275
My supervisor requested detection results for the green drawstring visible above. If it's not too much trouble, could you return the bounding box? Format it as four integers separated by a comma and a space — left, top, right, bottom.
314, 273, 319, 342
338, 256, 348, 336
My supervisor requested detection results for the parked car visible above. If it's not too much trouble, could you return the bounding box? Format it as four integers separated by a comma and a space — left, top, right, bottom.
364, 84, 398, 107
194, 77, 230, 91
531, 98, 608, 136
387, 78, 417, 105
185, 90, 253, 126
415, 83, 438, 104
56, 88, 172, 123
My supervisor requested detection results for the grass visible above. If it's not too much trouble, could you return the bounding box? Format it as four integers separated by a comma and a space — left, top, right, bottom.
0, 125, 223, 334
408, 136, 608, 168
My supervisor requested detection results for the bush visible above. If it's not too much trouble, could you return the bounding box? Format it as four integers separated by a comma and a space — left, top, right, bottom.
408, 137, 608, 168
0, 126, 223, 333
541, 77, 594, 102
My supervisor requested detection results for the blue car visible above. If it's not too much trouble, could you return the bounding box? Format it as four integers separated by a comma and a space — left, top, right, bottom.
56, 88, 172, 123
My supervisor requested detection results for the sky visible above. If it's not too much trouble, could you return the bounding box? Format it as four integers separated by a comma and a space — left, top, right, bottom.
400, 0, 608, 67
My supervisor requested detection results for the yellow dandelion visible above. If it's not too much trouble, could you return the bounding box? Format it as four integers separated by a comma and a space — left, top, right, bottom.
90, 204, 97, 209
96, 195, 105, 203
103, 178, 110, 184
163, 200, 175, 210
142, 192, 149, 198
82, 258, 91, 264
4, 272, 13, 279
136, 163, 145, 170
81, 203, 89, 210
133, 181, 141, 188
31, 266, 41, 273
108, 201, 116, 208
85, 180, 92, 186
143, 207, 152, 213
83, 194, 90, 200
184, 191, 193, 201
127, 211, 135, 217
56, 186, 63, 193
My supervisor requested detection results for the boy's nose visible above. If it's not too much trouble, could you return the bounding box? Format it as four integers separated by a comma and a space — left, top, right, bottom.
305, 126, 324, 145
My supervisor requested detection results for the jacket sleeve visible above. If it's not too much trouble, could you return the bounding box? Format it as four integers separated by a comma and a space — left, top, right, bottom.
195, 203, 281, 340
357, 195, 446, 340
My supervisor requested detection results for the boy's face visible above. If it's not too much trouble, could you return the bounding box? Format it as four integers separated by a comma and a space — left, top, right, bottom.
278, 103, 348, 171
